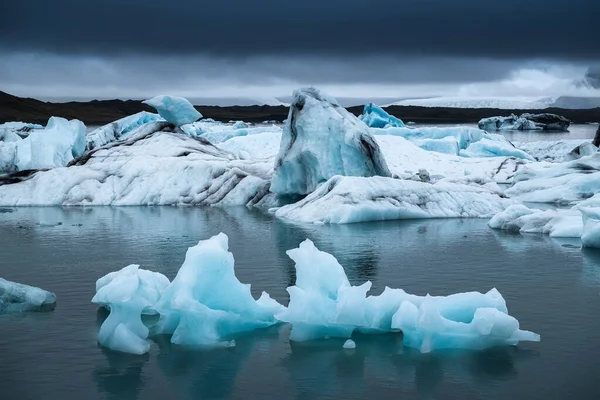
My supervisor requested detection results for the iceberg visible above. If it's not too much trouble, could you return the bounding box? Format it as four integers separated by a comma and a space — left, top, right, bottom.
488, 205, 582, 238
86, 111, 164, 150
359, 103, 405, 128
276, 239, 539, 351
0, 277, 56, 313
581, 208, 600, 248
478, 113, 570, 132
274, 175, 514, 224
153, 233, 284, 347
92, 265, 170, 354
0, 127, 273, 207
14, 117, 86, 171
270, 87, 391, 195
143, 95, 202, 126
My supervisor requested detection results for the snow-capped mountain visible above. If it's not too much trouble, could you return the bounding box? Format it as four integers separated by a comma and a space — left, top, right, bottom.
384, 97, 558, 109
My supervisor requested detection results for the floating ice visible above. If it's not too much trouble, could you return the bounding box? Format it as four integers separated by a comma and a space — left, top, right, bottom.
343, 339, 356, 349
274, 175, 514, 224
488, 204, 582, 238
479, 113, 570, 132
153, 233, 284, 347
0, 129, 272, 207
0, 277, 56, 313
143, 95, 202, 126
92, 265, 170, 354
393, 300, 540, 353
359, 103, 405, 128
86, 111, 164, 150
270, 87, 391, 195
276, 239, 539, 351
581, 207, 600, 248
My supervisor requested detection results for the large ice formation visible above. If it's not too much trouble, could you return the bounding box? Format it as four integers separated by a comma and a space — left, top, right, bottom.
276, 239, 539, 352
360, 103, 405, 128
143, 95, 202, 126
0, 122, 43, 139
153, 233, 284, 347
0, 117, 86, 173
0, 128, 274, 206
0, 278, 56, 313
479, 113, 570, 132
274, 176, 514, 224
86, 111, 164, 150
92, 265, 170, 354
270, 87, 391, 195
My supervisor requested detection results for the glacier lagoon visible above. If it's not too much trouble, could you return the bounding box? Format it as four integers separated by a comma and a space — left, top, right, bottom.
1, 206, 599, 399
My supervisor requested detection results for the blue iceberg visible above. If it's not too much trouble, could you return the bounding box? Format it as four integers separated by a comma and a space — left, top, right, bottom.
360, 103, 405, 128
143, 95, 202, 126
92, 264, 170, 354
270, 87, 391, 195
276, 239, 539, 352
153, 233, 284, 347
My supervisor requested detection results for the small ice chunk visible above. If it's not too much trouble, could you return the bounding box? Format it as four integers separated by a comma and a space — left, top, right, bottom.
343, 339, 356, 349
91, 264, 170, 354
143, 95, 202, 126
0, 277, 56, 313
360, 103, 405, 128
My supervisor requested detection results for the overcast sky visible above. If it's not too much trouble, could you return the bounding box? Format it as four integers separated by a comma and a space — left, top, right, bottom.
1, 0, 599, 104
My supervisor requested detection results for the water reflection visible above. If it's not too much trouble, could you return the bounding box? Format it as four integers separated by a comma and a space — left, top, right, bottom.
93, 348, 149, 400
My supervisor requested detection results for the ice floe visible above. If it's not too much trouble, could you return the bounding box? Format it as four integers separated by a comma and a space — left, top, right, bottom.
0, 278, 56, 313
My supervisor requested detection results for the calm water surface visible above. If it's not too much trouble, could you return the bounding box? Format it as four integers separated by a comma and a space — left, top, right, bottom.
1, 207, 599, 400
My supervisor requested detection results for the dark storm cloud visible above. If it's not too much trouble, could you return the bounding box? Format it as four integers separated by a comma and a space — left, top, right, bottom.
1, 0, 599, 60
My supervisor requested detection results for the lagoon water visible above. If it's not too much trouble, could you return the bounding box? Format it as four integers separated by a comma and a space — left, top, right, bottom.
1, 207, 600, 399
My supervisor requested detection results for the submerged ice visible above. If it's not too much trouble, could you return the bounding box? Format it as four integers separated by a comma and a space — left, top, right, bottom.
0, 278, 56, 313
